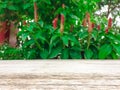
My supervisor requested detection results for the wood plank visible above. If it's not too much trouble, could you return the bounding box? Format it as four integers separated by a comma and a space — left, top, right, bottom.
0, 60, 120, 90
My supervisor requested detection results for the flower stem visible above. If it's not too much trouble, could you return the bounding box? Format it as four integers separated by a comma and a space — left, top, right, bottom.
87, 32, 91, 49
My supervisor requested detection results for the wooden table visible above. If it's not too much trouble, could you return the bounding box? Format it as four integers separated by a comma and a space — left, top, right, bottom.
0, 60, 120, 90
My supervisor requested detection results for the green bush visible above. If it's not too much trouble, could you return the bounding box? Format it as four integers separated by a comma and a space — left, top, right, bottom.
0, 0, 120, 59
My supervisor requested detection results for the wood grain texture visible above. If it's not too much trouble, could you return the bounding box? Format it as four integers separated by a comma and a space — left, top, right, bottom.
0, 60, 120, 90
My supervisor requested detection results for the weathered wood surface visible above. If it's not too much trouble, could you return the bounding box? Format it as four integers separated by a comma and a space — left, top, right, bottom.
0, 60, 120, 90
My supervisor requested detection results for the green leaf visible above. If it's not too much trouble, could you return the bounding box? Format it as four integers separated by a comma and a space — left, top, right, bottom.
7, 5, 19, 10
40, 49, 49, 59
23, 3, 31, 9
71, 46, 81, 52
70, 14, 80, 20
99, 44, 112, 59
116, 34, 120, 40
33, 0, 38, 2
34, 31, 46, 41
69, 35, 78, 42
0, 3, 7, 8
50, 33, 61, 46
78, 31, 88, 40
49, 35, 60, 53
21, 33, 29, 41
49, 46, 62, 58
27, 24, 34, 32
111, 51, 118, 59
92, 30, 98, 40
38, 20, 44, 27
62, 35, 69, 46
42, 0, 51, 4
84, 49, 93, 59
107, 33, 120, 43
68, 35, 79, 46
90, 45, 98, 59
112, 44, 120, 56
23, 39, 34, 47
61, 48, 69, 59
70, 50, 81, 59
27, 50, 36, 59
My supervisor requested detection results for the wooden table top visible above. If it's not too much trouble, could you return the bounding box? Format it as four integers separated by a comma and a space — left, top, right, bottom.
0, 60, 120, 90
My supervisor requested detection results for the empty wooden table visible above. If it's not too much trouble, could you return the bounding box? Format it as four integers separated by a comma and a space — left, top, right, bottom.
0, 60, 120, 90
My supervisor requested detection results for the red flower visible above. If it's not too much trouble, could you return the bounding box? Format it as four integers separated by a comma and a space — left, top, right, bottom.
62, 4, 65, 9
105, 28, 109, 34
0, 21, 7, 45
82, 18, 87, 27
23, 21, 27, 25
92, 23, 95, 28
108, 17, 112, 29
97, 25, 100, 30
61, 14, 65, 24
60, 14, 65, 33
52, 17, 58, 29
9, 22, 18, 47
34, 2, 38, 22
86, 12, 90, 19
88, 22, 92, 33
0, 30, 5, 44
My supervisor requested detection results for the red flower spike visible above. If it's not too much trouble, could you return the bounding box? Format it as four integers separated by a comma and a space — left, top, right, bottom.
97, 25, 100, 30
88, 22, 92, 33
23, 21, 27, 25
9, 21, 18, 47
0, 21, 7, 45
82, 18, 87, 27
60, 23, 64, 33
105, 28, 109, 34
86, 12, 90, 20
92, 23, 95, 28
62, 4, 65, 9
52, 17, 58, 29
61, 14, 65, 24
5, 22, 10, 41
60, 14, 65, 33
0, 30, 5, 44
34, 2, 38, 22
108, 18, 112, 29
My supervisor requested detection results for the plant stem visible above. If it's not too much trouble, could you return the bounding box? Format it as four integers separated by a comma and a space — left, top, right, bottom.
87, 32, 91, 49
31, 34, 43, 51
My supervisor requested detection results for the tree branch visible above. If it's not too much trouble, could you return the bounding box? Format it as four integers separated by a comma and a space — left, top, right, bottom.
107, 0, 111, 18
